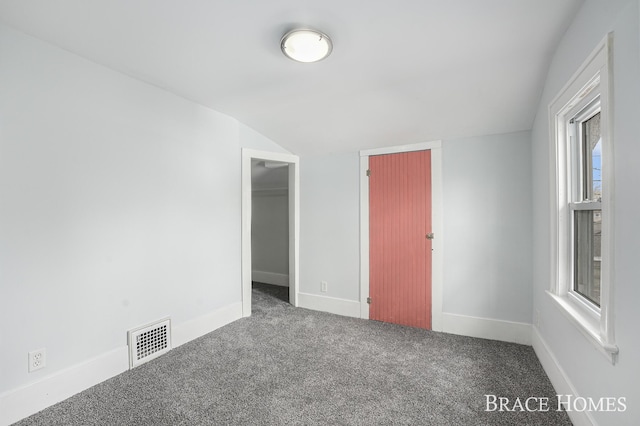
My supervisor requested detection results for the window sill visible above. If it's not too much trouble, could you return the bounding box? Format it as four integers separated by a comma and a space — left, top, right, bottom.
546, 291, 618, 364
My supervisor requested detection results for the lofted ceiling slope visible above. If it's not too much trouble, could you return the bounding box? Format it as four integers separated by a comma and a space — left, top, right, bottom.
0, 0, 583, 155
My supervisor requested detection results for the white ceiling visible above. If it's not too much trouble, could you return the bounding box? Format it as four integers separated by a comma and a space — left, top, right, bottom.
0, 0, 583, 156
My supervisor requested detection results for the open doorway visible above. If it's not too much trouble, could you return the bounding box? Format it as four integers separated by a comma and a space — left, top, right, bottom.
241, 149, 299, 317
251, 159, 290, 303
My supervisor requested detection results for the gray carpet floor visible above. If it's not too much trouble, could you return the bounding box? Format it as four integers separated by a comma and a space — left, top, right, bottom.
15, 283, 572, 425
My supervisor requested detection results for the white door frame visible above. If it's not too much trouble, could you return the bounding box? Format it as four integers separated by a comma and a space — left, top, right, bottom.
359, 141, 443, 331
241, 148, 300, 316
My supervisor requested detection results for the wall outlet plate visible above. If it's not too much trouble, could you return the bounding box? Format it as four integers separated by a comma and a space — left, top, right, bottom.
28, 348, 46, 372
321, 281, 328, 292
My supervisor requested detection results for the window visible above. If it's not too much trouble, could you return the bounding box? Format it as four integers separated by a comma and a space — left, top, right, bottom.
569, 102, 601, 307
548, 34, 617, 363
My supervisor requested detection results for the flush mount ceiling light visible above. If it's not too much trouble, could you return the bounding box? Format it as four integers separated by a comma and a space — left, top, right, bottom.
280, 29, 333, 63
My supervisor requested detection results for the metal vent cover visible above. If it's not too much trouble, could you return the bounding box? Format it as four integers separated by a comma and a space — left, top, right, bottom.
127, 318, 171, 369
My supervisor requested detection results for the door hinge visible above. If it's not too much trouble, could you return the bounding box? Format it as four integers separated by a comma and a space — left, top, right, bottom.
366, 169, 371, 177
366, 297, 372, 304
426, 233, 434, 240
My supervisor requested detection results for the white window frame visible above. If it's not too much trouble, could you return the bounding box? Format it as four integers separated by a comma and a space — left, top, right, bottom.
547, 33, 618, 363
567, 97, 602, 311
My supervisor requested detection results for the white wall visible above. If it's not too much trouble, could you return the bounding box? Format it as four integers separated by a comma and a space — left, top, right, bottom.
531, 0, 640, 424
0, 24, 286, 423
251, 190, 289, 285
442, 131, 533, 324
299, 132, 533, 329
299, 153, 360, 301
239, 123, 291, 153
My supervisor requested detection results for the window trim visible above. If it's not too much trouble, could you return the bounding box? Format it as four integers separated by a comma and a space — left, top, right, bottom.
547, 33, 617, 363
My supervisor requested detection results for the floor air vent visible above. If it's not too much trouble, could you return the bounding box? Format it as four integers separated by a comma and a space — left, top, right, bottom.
127, 318, 171, 369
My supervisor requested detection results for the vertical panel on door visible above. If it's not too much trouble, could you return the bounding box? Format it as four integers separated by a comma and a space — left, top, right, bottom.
369, 150, 432, 329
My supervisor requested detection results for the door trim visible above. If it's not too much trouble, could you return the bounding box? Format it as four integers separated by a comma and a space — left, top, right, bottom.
242, 148, 300, 317
359, 141, 443, 331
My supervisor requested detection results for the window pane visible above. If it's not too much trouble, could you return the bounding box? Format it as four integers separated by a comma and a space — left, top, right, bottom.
582, 112, 602, 201
574, 209, 601, 306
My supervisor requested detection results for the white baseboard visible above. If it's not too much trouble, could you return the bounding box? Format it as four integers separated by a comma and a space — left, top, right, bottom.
0, 302, 243, 426
441, 313, 532, 345
173, 302, 242, 347
252, 270, 289, 287
298, 292, 361, 318
0, 347, 129, 426
532, 327, 595, 426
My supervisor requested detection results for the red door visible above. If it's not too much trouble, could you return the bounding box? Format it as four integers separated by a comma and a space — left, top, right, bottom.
369, 150, 432, 329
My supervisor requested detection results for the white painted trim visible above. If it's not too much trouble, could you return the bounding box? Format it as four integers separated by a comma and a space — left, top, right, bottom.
442, 313, 532, 345
242, 149, 299, 164
0, 302, 243, 425
360, 140, 442, 157
242, 149, 300, 316
430, 147, 444, 332
252, 270, 289, 287
298, 293, 361, 318
546, 292, 618, 362
172, 302, 242, 347
288, 157, 300, 308
359, 156, 370, 319
532, 327, 595, 426
599, 32, 616, 351
547, 33, 616, 361
0, 347, 129, 426
358, 141, 443, 331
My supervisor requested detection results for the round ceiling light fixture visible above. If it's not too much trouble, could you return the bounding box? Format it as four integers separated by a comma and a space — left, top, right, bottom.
280, 29, 333, 63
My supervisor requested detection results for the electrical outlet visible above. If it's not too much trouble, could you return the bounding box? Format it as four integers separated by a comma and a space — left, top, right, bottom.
321, 281, 328, 292
28, 348, 46, 372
